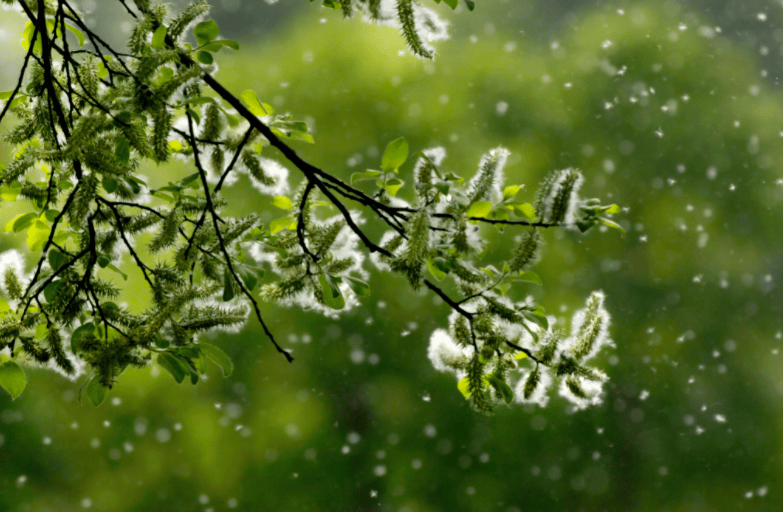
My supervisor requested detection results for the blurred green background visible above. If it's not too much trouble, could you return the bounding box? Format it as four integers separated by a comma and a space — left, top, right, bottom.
2, 0, 783, 510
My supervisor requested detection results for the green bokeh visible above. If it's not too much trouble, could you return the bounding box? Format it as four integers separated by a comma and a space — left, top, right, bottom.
1, 1, 782, 511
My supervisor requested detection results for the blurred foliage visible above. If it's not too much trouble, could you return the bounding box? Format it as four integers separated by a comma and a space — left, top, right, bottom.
1, 0, 783, 510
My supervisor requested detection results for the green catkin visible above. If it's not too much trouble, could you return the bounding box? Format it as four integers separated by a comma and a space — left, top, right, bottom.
152, 108, 172, 162
390, 210, 430, 289
509, 227, 540, 272
396, 0, 433, 59
524, 365, 541, 399
548, 169, 580, 224
46, 327, 74, 375
149, 209, 180, 253
168, 1, 209, 40
242, 150, 275, 185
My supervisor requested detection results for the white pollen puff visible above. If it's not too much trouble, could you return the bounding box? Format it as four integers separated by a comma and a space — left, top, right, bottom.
558, 377, 605, 411
369, 231, 397, 271
245, 158, 290, 196
414, 7, 450, 43
413, 147, 447, 181
514, 368, 552, 407
427, 329, 463, 373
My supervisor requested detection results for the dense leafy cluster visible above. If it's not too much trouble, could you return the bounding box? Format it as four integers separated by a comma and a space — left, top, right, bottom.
0, 0, 621, 412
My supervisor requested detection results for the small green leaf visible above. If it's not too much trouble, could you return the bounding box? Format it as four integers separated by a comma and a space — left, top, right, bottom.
193, 20, 219, 45
158, 353, 187, 384
604, 204, 621, 214
0, 362, 26, 400
64, 24, 85, 47
512, 271, 542, 286
381, 138, 408, 172
385, 178, 404, 197
442, 0, 458, 8
351, 170, 381, 184
240, 90, 273, 116
344, 276, 370, 297
465, 201, 492, 219
318, 273, 345, 310
222, 270, 235, 301
503, 185, 521, 200
115, 136, 130, 164
488, 374, 514, 404
270, 216, 293, 235
240, 269, 259, 291
71, 322, 96, 354
427, 258, 446, 280
0, 182, 22, 202
198, 343, 233, 377
195, 51, 213, 64
509, 202, 536, 222
6, 212, 37, 233
102, 176, 118, 194
457, 376, 471, 399
151, 25, 167, 50
272, 196, 293, 209
85, 377, 108, 406
514, 351, 528, 360
43, 280, 63, 303
27, 219, 50, 251
600, 217, 626, 234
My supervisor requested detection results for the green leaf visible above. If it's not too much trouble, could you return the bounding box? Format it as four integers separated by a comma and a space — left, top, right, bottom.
43, 280, 63, 303
198, 343, 234, 377
0, 362, 26, 400
193, 20, 219, 45
239, 269, 259, 291
514, 351, 528, 360
318, 273, 345, 310
288, 131, 314, 144
158, 353, 187, 384
195, 51, 213, 65
512, 271, 542, 286
351, 170, 381, 184
1, 182, 22, 202
464, 0, 475, 11
604, 204, 621, 214
344, 276, 370, 297
270, 216, 293, 235
427, 258, 446, 280
385, 178, 404, 197
21, 22, 41, 52
503, 185, 521, 200
600, 217, 626, 234
509, 202, 536, 222
240, 90, 273, 116
106, 264, 128, 280
442, 0, 458, 8
27, 219, 50, 251
70, 322, 96, 354
222, 270, 235, 301
488, 374, 514, 404
151, 25, 167, 50
115, 136, 130, 164
381, 138, 408, 172
272, 196, 293, 209
64, 23, 85, 47
0, 297, 10, 316
85, 377, 108, 406
466, 201, 492, 219
457, 376, 472, 399
6, 212, 37, 233
102, 176, 118, 194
